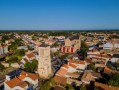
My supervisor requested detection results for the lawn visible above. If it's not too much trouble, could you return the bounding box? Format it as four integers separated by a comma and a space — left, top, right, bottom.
0, 67, 16, 78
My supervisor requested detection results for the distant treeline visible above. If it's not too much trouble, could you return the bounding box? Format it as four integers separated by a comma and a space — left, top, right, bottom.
0, 29, 119, 33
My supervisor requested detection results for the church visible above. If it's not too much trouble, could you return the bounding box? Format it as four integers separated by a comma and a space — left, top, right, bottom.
61, 34, 81, 53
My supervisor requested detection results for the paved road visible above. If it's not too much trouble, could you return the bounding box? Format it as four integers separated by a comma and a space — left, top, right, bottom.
0, 78, 5, 87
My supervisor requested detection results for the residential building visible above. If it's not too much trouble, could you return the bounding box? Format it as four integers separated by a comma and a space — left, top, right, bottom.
81, 71, 92, 84
4, 71, 38, 90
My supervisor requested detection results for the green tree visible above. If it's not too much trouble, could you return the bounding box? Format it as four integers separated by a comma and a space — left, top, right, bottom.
81, 41, 88, 59
27, 45, 33, 50
80, 84, 86, 90
8, 43, 18, 51
65, 84, 75, 90
116, 62, 119, 68
108, 73, 119, 87
54, 50, 60, 56
51, 42, 59, 47
2, 35, 9, 42
14, 38, 23, 46
24, 59, 38, 72
60, 53, 69, 60
87, 64, 96, 71
32, 35, 37, 40
0, 63, 5, 70
6, 55, 18, 64
40, 79, 56, 90
15, 49, 25, 56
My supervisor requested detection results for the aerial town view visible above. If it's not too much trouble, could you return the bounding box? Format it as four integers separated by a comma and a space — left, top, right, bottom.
0, 0, 119, 90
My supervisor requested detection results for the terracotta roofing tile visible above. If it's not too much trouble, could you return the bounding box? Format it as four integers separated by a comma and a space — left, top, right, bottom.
81, 72, 92, 82
69, 63, 77, 68
69, 59, 85, 65
28, 74, 39, 81
18, 75, 26, 80
62, 64, 68, 69
54, 75, 67, 86
20, 71, 38, 81
103, 67, 113, 75
89, 54, 111, 59
17, 82, 28, 88
5, 78, 21, 88
23, 58, 28, 62
95, 82, 119, 90
26, 53, 35, 59
35, 42, 42, 46
56, 68, 67, 77
66, 73, 80, 78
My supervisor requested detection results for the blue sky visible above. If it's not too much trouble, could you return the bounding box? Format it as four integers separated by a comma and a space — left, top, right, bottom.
0, 0, 119, 30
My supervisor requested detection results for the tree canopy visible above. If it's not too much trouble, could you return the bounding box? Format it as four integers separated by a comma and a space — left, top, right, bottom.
24, 59, 38, 72
1, 35, 9, 42
8, 38, 24, 51
60, 53, 69, 60
80, 41, 88, 60
65, 84, 75, 90
87, 63, 96, 71
40, 79, 56, 90
51, 42, 59, 47
80, 84, 87, 90
108, 73, 119, 87
6, 55, 18, 64
15, 49, 25, 56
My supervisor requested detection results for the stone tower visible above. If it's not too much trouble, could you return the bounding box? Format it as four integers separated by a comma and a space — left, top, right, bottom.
38, 43, 51, 79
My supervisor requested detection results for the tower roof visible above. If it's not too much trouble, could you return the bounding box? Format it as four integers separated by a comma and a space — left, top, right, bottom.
40, 42, 49, 47
65, 34, 79, 40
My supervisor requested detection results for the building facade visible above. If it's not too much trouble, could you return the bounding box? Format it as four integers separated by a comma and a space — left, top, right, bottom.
61, 34, 81, 53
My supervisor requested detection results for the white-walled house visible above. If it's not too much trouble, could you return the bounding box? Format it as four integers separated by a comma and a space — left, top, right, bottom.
68, 59, 87, 70
103, 43, 113, 50
4, 71, 38, 90
103, 42, 119, 50
81, 72, 92, 84
67, 63, 77, 73
20, 52, 36, 68
110, 54, 119, 63
4, 78, 28, 90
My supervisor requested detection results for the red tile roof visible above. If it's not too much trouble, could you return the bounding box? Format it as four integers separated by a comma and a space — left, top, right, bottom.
69, 59, 85, 65
17, 82, 27, 88
69, 63, 77, 68
62, 64, 68, 69
95, 82, 119, 90
54, 75, 67, 86
23, 58, 28, 62
18, 75, 26, 80
26, 53, 35, 59
20, 71, 38, 81
89, 54, 111, 59
103, 67, 113, 75
5, 78, 21, 88
56, 68, 67, 77
81, 72, 92, 82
